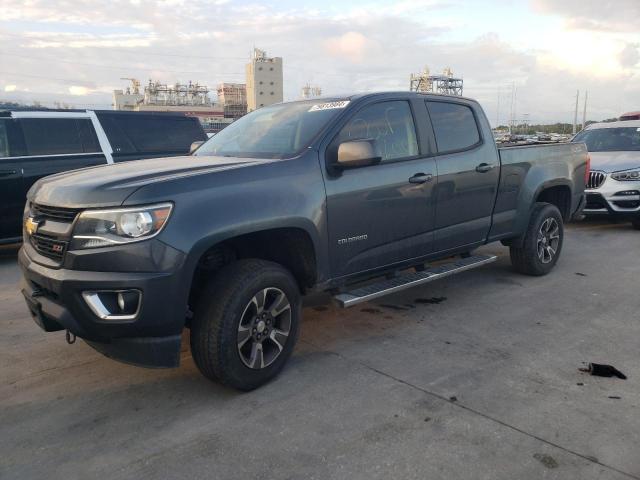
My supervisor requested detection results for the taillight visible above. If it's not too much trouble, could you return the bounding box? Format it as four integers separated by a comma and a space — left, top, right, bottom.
585, 154, 591, 186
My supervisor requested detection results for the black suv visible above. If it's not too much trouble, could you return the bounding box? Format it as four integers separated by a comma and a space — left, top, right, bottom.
0, 110, 207, 243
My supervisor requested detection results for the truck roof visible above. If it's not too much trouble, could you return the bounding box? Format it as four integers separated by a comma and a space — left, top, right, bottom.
585, 119, 640, 130
301, 91, 479, 104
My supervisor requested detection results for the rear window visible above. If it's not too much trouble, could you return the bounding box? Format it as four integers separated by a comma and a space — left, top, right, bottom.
20, 118, 100, 156
426, 101, 481, 154
99, 114, 206, 155
573, 127, 640, 152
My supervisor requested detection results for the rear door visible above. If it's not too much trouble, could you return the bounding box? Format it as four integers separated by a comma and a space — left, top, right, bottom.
426, 99, 500, 251
0, 118, 25, 240
322, 97, 438, 278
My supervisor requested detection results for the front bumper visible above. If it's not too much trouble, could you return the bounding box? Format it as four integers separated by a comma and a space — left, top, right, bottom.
583, 174, 640, 218
19, 241, 189, 368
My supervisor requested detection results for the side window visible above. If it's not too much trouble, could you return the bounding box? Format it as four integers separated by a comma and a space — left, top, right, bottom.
0, 120, 8, 157
20, 118, 85, 156
335, 100, 419, 162
426, 101, 481, 154
101, 115, 205, 154
76, 119, 101, 152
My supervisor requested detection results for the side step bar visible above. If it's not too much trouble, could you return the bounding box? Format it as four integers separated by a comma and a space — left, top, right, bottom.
334, 254, 497, 308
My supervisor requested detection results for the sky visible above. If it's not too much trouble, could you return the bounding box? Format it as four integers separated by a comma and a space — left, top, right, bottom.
0, 0, 639, 125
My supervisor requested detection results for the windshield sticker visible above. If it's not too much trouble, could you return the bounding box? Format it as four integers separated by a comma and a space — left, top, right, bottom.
309, 100, 350, 112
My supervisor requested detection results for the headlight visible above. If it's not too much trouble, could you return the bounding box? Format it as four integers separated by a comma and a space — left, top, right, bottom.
71, 203, 173, 249
611, 169, 640, 181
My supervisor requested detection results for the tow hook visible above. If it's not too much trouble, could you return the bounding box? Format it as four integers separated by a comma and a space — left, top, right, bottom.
65, 329, 76, 345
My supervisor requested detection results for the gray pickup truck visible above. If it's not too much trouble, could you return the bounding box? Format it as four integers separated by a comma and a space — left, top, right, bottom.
19, 92, 588, 390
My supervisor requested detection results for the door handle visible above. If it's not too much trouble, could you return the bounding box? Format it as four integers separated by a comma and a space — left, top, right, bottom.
475, 163, 495, 173
0, 169, 18, 178
409, 173, 433, 184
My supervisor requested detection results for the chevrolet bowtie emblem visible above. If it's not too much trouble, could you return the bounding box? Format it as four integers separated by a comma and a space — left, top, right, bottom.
25, 217, 39, 236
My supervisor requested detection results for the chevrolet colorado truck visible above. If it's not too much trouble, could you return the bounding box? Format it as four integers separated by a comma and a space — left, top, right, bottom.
19, 92, 588, 390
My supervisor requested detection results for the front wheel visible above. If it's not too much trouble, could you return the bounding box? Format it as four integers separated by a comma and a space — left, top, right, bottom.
190, 259, 301, 391
632, 218, 640, 230
510, 203, 564, 276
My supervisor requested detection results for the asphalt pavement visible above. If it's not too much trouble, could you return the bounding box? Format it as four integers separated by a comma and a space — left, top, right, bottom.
1, 220, 639, 479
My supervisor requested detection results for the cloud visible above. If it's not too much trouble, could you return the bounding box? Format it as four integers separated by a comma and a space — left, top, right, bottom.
0, 0, 638, 123
4, 85, 17, 92
325, 32, 372, 63
68, 86, 90, 95
532, 0, 640, 32
619, 43, 640, 69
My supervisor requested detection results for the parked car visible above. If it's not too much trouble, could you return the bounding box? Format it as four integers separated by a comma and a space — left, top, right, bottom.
19, 92, 588, 390
572, 120, 640, 229
0, 110, 207, 243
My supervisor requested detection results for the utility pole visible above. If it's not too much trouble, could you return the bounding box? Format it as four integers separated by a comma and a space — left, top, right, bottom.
509, 83, 516, 135
496, 86, 500, 129
581, 91, 588, 131
573, 90, 579, 135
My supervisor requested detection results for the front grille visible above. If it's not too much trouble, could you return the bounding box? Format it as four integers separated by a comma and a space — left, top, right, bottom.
30, 234, 68, 260
587, 171, 606, 190
31, 203, 80, 222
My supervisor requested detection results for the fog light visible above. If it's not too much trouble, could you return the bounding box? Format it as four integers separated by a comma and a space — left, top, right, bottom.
83, 290, 141, 320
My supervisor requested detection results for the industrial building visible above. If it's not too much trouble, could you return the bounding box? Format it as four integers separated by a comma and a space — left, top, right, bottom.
217, 83, 247, 120
113, 47, 282, 132
246, 48, 283, 111
409, 67, 463, 96
113, 79, 238, 134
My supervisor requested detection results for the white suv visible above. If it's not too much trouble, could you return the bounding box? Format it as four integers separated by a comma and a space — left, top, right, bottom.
573, 120, 640, 229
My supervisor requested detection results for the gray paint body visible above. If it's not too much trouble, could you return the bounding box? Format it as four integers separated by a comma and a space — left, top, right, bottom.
19, 92, 588, 362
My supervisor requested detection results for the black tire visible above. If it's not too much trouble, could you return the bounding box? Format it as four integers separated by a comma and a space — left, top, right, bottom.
190, 259, 301, 391
510, 203, 564, 276
632, 218, 640, 230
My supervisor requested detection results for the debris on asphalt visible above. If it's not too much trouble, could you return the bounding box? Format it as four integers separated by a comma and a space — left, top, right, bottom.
415, 296, 447, 304
533, 453, 559, 469
449, 396, 458, 402
608, 396, 621, 400
579, 363, 627, 379
576, 382, 584, 386
424, 417, 431, 422
575, 272, 587, 277
380, 304, 410, 311
360, 307, 382, 314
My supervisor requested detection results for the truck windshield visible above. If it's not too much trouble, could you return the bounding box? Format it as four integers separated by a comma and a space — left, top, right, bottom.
195, 99, 350, 159
573, 127, 640, 152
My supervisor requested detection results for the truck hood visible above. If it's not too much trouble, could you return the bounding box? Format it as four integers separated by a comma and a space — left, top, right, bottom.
589, 151, 640, 173
30, 155, 266, 208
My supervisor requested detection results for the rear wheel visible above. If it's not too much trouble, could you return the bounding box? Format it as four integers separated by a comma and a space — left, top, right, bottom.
510, 203, 564, 276
190, 259, 301, 391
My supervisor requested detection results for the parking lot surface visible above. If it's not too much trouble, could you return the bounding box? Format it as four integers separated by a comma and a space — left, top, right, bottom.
1, 220, 639, 480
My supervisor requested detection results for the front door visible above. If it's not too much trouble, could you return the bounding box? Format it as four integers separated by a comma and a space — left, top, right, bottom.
323, 99, 437, 278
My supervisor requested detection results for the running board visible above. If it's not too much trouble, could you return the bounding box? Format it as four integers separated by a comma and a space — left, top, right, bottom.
334, 254, 497, 308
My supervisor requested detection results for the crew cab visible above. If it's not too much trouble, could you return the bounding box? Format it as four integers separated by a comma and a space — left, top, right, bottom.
0, 109, 207, 243
19, 92, 588, 390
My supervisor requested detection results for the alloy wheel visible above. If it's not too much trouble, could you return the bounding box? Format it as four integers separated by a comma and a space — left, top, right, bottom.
536, 217, 560, 264
237, 287, 292, 369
